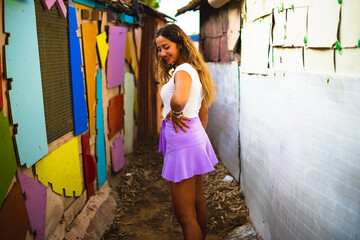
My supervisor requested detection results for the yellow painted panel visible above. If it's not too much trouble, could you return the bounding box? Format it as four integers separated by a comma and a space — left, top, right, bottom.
125, 32, 138, 81
96, 32, 109, 69
74, 3, 93, 10
35, 137, 83, 197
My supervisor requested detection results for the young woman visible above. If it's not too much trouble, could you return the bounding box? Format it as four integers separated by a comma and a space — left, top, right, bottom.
155, 24, 218, 240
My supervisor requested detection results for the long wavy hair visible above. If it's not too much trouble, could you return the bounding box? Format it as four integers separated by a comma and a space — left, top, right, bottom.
153, 24, 216, 107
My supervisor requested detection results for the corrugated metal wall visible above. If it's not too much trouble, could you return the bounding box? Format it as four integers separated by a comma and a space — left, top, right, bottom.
138, 6, 165, 139
200, 1, 231, 63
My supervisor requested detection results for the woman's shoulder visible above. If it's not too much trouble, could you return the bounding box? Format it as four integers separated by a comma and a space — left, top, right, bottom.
175, 63, 197, 75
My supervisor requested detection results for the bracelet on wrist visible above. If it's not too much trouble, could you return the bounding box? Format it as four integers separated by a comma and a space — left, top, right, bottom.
171, 110, 183, 118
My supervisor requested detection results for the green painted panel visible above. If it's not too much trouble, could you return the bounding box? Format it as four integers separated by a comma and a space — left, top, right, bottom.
0, 110, 17, 207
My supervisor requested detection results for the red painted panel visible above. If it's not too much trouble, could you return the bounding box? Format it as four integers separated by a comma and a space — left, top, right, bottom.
108, 94, 124, 140
81, 133, 96, 197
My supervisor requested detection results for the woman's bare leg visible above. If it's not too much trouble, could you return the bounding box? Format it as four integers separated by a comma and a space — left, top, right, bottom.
195, 175, 207, 240
170, 177, 202, 240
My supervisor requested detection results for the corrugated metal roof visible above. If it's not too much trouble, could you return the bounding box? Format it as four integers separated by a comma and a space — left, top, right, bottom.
175, 0, 202, 17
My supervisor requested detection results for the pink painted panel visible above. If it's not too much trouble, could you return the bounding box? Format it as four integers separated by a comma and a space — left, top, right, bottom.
40, 0, 67, 18
107, 26, 127, 88
110, 134, 125, 172
16, 171, 47, 240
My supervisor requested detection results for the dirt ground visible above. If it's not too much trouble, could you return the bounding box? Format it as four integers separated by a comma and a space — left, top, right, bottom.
102, 136, 255, 240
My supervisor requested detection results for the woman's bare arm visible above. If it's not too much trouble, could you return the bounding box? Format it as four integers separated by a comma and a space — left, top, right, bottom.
198, 99, 208, 129
169, 70, 192, 133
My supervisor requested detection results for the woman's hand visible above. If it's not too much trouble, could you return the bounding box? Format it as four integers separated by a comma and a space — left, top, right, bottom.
166, 111, 190, 134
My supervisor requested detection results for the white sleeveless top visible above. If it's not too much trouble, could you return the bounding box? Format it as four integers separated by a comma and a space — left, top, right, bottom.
160, 63, 203, 118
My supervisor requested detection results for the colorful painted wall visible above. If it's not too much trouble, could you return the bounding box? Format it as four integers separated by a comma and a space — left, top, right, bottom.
0, 0, 143, 239
203, 0, 360, 239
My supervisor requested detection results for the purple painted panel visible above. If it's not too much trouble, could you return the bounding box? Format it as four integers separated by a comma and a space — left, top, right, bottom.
107, 26, 127, 88
16, 171, 47, 240
110, 134, 125, 172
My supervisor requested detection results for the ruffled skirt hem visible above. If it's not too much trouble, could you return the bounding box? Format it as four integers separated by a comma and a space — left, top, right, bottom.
159, 118, 218, 183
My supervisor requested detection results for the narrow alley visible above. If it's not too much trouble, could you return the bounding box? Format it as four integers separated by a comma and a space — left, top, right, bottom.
101, 137, 257, 239
0, 0, 359, 240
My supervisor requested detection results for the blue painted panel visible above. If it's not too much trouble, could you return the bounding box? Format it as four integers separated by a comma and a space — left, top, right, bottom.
73, 0, 95, 8
118, 13, 137, 23
96, 69, 107, 188
69, 6, 88, 136
4, 0, 48, 167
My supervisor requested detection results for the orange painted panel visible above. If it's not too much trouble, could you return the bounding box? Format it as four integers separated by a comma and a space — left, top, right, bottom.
81, 23, 97, 136
108, 94, 123, 140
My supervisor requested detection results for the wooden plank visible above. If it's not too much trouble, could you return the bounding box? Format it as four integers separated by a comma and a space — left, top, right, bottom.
81, 22, 97, 136
35, 137, 83, 197
110, 135, 125, 172
0, 110, 17, 207
227, 1, 241, 52
96, 69, 107, 188
134, 27, 142, 63
108, 94, 124, 140
0, 182, 30, 240
4, 0, 48, 167
107, 26, 127, 88
69, 6, 88, 136
16, 171, 47, 240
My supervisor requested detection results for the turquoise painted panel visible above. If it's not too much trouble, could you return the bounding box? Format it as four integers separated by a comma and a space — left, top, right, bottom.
118, 13, 137, 23
96, 69, 107, 188
69, 6, 88, 136
4, 0, 48, 167
124, 72, 134, 155
0, 110, 17, 207
73, 0, 95, 7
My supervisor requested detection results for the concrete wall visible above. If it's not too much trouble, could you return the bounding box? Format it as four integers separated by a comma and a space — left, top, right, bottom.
240, 71, 360, 240
206, 0, 360, 239
207, 62, 240, 181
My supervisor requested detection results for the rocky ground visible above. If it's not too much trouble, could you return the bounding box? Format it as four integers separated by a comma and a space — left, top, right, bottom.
101, 136, 262, 240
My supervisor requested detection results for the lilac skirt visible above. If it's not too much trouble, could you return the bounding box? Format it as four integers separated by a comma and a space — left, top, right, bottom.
158, 117, 218, 183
